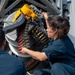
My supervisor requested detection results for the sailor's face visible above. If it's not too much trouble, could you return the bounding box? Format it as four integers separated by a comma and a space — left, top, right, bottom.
46, 24, 57, 39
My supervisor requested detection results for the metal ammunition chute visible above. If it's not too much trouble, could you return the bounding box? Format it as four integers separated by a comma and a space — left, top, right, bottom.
0, 0, 60, 72
3, 4, 49, 71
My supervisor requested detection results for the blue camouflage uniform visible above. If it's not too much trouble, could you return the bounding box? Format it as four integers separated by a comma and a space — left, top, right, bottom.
33, 35, 75, 75
0, 50, 26, 75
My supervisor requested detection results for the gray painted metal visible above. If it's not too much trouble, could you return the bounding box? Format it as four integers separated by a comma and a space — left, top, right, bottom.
69, 0, 75, 47
0, 0, 21, 17
26, 0, 47, 11
26, 0, 60, 15
0, 0, 60, 18
40, 0, 60, 15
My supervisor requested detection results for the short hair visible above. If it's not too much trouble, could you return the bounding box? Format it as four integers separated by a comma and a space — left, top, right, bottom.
0, 27, 5, 47
47, 16, 70, 39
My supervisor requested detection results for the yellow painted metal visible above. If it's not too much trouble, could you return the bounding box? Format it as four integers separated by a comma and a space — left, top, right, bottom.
12, 4, 38, 23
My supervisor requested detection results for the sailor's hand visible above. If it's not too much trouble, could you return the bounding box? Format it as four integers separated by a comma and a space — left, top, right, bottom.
42, 12, 48, 20
18, 47, 28, 54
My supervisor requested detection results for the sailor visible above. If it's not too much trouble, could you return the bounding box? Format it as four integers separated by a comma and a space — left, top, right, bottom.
19, 12, 75, 75
0, 27, 26, 75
